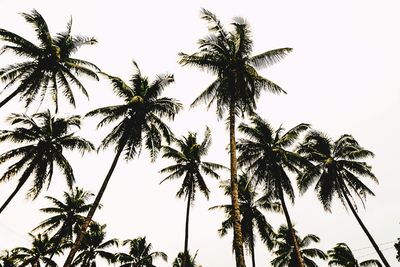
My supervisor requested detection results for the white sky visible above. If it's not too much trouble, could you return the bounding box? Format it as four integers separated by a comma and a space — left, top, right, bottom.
0, 0, 399, 266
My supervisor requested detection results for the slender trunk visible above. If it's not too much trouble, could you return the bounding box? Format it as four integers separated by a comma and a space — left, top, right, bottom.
249, 226, 256, 267
339, 181, 391, 267
63, 146, 124, 267
183, 187, 192, 267
0, 163, 34, 214
229, 102, 246, 267
278, 186, 305, 267
0, 87, 22, 110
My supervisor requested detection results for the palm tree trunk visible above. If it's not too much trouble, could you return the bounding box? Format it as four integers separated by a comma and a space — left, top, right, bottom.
183, 187, 192, 267
229, 101, 246, 267
0, 86, 23, 110
339, 181, 391, 267
63, 146, 124, 267
278, 185, 305, 267
249, 227, 256, 267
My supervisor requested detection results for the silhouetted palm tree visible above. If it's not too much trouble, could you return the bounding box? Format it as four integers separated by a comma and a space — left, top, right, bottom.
271, 225, 327, 267
13, 233, 60, 267
115, 236, 167, 267
395, 239, 400, 262
172, 251, 202, 267
328, 243, 382, 267
297, 131, 389, 267
72, 223, 118, 267
179, 9, 292, 267
0, 110, 94, 214
33, 187, 94, 265
237, 115, 310, 266
160, 128, 224, 267
63, 60, 181, 267
210, 174, 280, 267
0, 9, 99, 111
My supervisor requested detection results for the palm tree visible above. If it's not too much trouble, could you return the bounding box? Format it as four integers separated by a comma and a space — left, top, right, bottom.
172, 251, 202, 267
237, 115, 310, 266
72, 223, 118, 267
63, 60, 181, 267
0, 9, 99, 111
32, 187, 94, 265
0, 250, 18, 267
179, 9, 292, 267
271, 225, 327, 267
115, 236, 167, 267
210, 174, 280, 267
0, 110, 94, 214
13, 233, 60, 267
160, 128, 224, 267
328, 243, 382, 267
297, 131, 390, 266
395, 239, 400, 262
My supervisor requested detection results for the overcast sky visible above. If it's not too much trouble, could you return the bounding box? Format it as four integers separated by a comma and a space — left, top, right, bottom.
0, 0, 399, 266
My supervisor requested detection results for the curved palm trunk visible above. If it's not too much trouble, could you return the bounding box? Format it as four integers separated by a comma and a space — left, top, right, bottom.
229, 102, 246, 267
339, 181, 391, 267
183, 187, 192, 267
63, 146, 124, 267
0, 87, 22, 110
278, 186, 305, 267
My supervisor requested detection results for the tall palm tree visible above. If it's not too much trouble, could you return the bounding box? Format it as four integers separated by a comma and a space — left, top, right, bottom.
237, 115, 310, 266
13, 233, 60, 267
160, 128, 224, 267
0, 110, 94, 214
32, 187, 94, 265
0, 9, 100, 111
179, 9, 292, 267
63, 61, 181, 267
271, 225, 327, 267
115, 236, 167, 267
172, 251, 202, 267
328, 243, 382, 267
297, 131, 390, 266
72, 223, 118, 267
210, 174, 280, 267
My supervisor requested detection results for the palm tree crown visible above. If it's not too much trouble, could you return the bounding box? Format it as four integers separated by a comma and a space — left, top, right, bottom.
210, 174, 280, 267
271, 225, 327, 267
0, 9, 100, 111
72, 223, 118, 267
328, 243, 382, 267
115, 236, 167, 267
0, 110, 94, 214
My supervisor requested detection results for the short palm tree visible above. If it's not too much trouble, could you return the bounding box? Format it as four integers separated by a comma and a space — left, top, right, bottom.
63, 61, 181, 267
72, 223, 118, 267
271, 225, 327, 267
328, 243, 382, 267
179, 9, 292, 267
297, 131, 389, 266
33, 187, 94, 265
115, 236, 167, 267
0, 110, 94, 214
13, 233, 59, 267
172, 251, 202, 267
160, 128, 224, 267
0, 9, 99, 111
237, 115, 310, 266
210, 174, 280, 267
